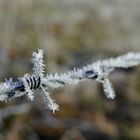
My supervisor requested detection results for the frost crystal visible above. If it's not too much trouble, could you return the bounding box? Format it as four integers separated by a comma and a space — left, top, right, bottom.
0, 49, 140, 112
21, 74, 34, 101
32, 49, 45, 78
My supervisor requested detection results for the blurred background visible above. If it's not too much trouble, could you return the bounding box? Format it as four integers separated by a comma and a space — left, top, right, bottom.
0, 0, 140, 140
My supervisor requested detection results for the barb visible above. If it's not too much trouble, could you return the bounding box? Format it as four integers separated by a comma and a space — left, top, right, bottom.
0, 49, 140, 113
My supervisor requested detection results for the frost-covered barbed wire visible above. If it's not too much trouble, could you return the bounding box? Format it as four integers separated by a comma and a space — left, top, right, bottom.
0, 49, 140, 113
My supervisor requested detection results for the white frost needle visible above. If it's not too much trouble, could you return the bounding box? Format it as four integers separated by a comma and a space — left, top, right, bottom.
0, 49, 140, 112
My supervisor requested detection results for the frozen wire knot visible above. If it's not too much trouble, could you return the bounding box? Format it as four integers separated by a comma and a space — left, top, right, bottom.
20, 74, 42, 101
0, 49, 140, 112
23, 75, 41, 90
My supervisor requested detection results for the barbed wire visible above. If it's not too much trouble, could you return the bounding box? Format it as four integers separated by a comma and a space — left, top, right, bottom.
0, 49, 140, 113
